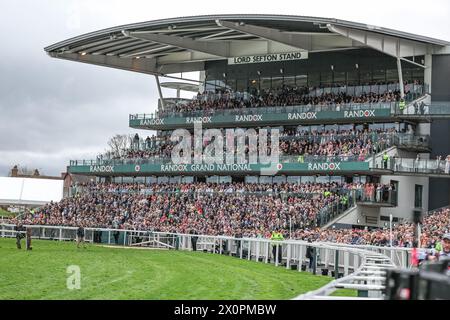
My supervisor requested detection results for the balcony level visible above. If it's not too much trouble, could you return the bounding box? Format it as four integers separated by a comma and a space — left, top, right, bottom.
130, 97, 449, 131
67, 153, 450, 178
130, 102, 396, 130
131, 100, 450, 131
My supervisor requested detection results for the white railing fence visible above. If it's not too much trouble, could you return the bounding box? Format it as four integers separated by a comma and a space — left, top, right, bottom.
1, 223, 406, 299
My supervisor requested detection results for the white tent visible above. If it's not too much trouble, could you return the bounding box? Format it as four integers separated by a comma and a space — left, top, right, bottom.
0, 177, 63, 206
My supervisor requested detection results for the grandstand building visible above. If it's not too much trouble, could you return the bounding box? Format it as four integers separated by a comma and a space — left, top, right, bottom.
45, 15, 450, 229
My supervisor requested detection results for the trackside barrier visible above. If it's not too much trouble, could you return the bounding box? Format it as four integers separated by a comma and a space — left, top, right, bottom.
0, 223, 401, 299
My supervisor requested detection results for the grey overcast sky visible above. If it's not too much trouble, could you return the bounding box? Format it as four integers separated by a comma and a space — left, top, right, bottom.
1, 0, 449, 177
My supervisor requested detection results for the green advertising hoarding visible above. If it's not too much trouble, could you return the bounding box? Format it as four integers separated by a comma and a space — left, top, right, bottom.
129, 108, 391, 129
69, 161, 370, 175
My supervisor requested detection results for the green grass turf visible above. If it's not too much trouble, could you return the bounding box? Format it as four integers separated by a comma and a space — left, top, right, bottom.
330, 289, 358, 297
0, 238, 331, 300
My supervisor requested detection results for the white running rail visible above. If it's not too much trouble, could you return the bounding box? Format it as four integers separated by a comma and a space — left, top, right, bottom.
0, 223, 404, 299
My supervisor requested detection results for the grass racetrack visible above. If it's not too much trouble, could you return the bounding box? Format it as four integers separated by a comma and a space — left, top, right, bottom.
0, 238, 330, 300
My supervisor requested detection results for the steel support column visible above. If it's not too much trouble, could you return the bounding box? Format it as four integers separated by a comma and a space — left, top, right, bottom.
397, 57, 405, 99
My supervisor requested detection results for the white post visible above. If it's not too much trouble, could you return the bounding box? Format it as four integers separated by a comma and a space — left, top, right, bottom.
354, 254, 359, 269
287, 244, 291, 269
256, 241, 260, 262
344, 251, 349, 276
219, 239, 222, 254
59, 228, 62, 241
265, 242, 269, 263
389, 214, 393, 247
298, 245, 304, 272
275, 244, 279, 267
108, 231, 111, 245
248, 241, 251, 260
239, 240, 243, 259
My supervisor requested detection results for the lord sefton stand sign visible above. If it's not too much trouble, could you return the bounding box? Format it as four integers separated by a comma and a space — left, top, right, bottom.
228, 52, 308, 65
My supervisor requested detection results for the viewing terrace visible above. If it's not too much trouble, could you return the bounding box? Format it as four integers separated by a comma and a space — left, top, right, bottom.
130, 84, 427, 129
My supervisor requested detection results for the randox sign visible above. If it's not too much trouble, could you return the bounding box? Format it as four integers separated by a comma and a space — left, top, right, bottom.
307, 162, 341, 171
70, 161, 371, 175
344, 110, 376, 118
89, 165, 115, 173
131, 108, 391, 129
228, 52, 308, 65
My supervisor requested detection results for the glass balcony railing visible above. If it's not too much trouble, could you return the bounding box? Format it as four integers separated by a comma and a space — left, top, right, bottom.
370, 157, 450, 176
70, 156, 450, 176
392, 158, 450, 175
194, 83, 425, 103
391, 134, 431, 150
396, 101, 450, 116
279, 132, 430, 150
70, 154, 366, 167
130, 102, 398, 121
317, 188, 398, 226
70, 133, 431, 168
129, 84, 426, 122
117, 133, 430, 158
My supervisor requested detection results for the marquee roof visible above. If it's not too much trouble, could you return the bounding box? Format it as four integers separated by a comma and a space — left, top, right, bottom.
45, 14, 450, 76
0, 177, 63, 206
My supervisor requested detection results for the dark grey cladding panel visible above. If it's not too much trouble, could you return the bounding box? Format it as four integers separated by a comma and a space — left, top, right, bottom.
432, 54, 450, 101
430, 119, 450, 158
205, 48, 418, 80
425, 55, 450, 210
429, 118, 450, 210
429, 178, 450, 210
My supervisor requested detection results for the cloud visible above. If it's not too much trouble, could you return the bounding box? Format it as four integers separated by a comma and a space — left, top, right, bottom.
0, 0, 449, 177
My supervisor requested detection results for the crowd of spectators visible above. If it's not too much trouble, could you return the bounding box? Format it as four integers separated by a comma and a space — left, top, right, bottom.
279, 128, 397, 159
14, 182, 347, 236
8, 178, 445, 249
100, 128, 399, 162
293, 207, 450, 248
9, 181, 405, 243
8, 180, 443, 248
159, 84, 403, 116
